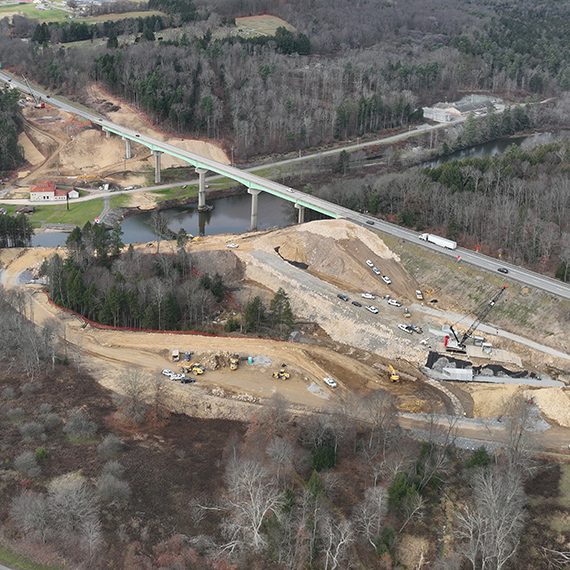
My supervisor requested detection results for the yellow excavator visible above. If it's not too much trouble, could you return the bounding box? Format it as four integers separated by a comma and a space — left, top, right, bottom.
388, 365, 400, 382
230, 354, 239, 371
180, 363, 205, 375
272, 369, 291, 380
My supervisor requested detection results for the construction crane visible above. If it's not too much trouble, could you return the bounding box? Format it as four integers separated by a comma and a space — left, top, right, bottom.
446, 286, 508, 353
21, 75, 44, 108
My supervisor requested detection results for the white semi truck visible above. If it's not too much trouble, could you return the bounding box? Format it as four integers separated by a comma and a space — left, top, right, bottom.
419, 233, 457, 250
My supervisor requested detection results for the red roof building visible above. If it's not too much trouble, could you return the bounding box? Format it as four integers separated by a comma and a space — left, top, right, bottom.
30, 181, 69, 201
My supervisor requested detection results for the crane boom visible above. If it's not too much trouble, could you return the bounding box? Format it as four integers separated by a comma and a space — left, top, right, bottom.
447, 286, 507, 352
21, 75, 43, 108
459, 286, 507, 346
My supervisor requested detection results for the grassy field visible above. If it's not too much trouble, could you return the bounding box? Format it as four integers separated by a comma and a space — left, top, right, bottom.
235, 14, 295, 37
0, 544, 60, 570
0, 3, 70, 22
109, 194, 131, 208
0, 3, 162, 24
28, 199, 104, 225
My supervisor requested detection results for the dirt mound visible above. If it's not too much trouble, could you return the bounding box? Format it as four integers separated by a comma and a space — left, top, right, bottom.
525, 387, 570, 427
243, 219, 417, 301
59, 128, 126, 172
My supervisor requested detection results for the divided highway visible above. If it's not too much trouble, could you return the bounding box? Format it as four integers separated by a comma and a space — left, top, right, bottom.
2, 72, 570, 301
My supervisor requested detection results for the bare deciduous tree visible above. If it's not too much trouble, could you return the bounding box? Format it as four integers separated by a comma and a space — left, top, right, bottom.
221, 456, 283, 553
353, 486, 388, 548
266, 436, 294, 481
320, 514, 354, 570
119, 368, 151, 425
455, 465, 526, 570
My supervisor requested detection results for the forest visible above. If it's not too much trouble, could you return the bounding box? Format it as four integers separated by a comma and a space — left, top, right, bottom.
40, 221, 295, 334
306, 130, 570, 277
2, 0, 570, 158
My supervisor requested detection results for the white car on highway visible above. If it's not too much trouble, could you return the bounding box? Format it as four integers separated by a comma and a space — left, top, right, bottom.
323, 376, 337, 389
366, 260, 374, 267
365, 305, 379, 314
226, 243, 239, 248
361, 293, 375, 299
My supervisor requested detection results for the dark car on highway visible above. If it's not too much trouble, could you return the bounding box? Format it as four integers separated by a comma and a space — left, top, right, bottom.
497, 267, 509, 274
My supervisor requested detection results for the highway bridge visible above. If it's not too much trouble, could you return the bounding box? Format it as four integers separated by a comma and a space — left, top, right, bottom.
2, 72, 570, 302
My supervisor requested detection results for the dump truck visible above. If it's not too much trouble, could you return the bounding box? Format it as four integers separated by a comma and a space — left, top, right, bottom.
230, 354, 239, 371
272, 369, 291, 380
388, 365, 400, 382
418, 233, 457, 250
172, 349, 180, 362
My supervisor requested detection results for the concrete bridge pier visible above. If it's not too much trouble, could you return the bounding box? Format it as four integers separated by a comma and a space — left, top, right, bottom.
295, 203, 305, 224
152, 150, 163, 184
196, 167, 208, 211
105, 130, 111, 138
123, 138, 132, 159
248, 188, 262, 231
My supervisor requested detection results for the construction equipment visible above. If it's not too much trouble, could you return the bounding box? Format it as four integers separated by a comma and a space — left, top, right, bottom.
272, 369, 290, 380
230, 354, 239, 371
180, 363, 205, 375
445, 286, 508, 353
21, 75, 45, 108
388, 365, 400, 382
403, 307, 411, 318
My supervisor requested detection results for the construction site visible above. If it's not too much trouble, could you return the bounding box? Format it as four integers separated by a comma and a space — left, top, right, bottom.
2, 82, 570, 451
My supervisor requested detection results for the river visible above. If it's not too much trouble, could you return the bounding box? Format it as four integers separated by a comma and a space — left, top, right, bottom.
31, 133, 551, 248
32, 191, 297, 247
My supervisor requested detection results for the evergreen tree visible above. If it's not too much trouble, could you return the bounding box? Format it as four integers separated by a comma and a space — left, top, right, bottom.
244, 296, 265, 333
269, 288, 294, 333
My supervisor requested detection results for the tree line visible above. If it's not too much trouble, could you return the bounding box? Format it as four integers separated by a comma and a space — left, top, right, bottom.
0, 87, 25, 171
0, 212, 34, 248
0, 0, 540, 158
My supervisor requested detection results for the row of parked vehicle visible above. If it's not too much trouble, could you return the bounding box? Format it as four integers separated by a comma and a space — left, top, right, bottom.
161, 369, 197, 384
365, 259, 392, 284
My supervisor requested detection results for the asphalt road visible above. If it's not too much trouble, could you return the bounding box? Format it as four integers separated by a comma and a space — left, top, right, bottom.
2, 72, 570, 301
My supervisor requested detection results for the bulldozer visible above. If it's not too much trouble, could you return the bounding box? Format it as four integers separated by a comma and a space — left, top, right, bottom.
388, 365, 400, 382
230, 354, 239, 371
272, 369, 291, 380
